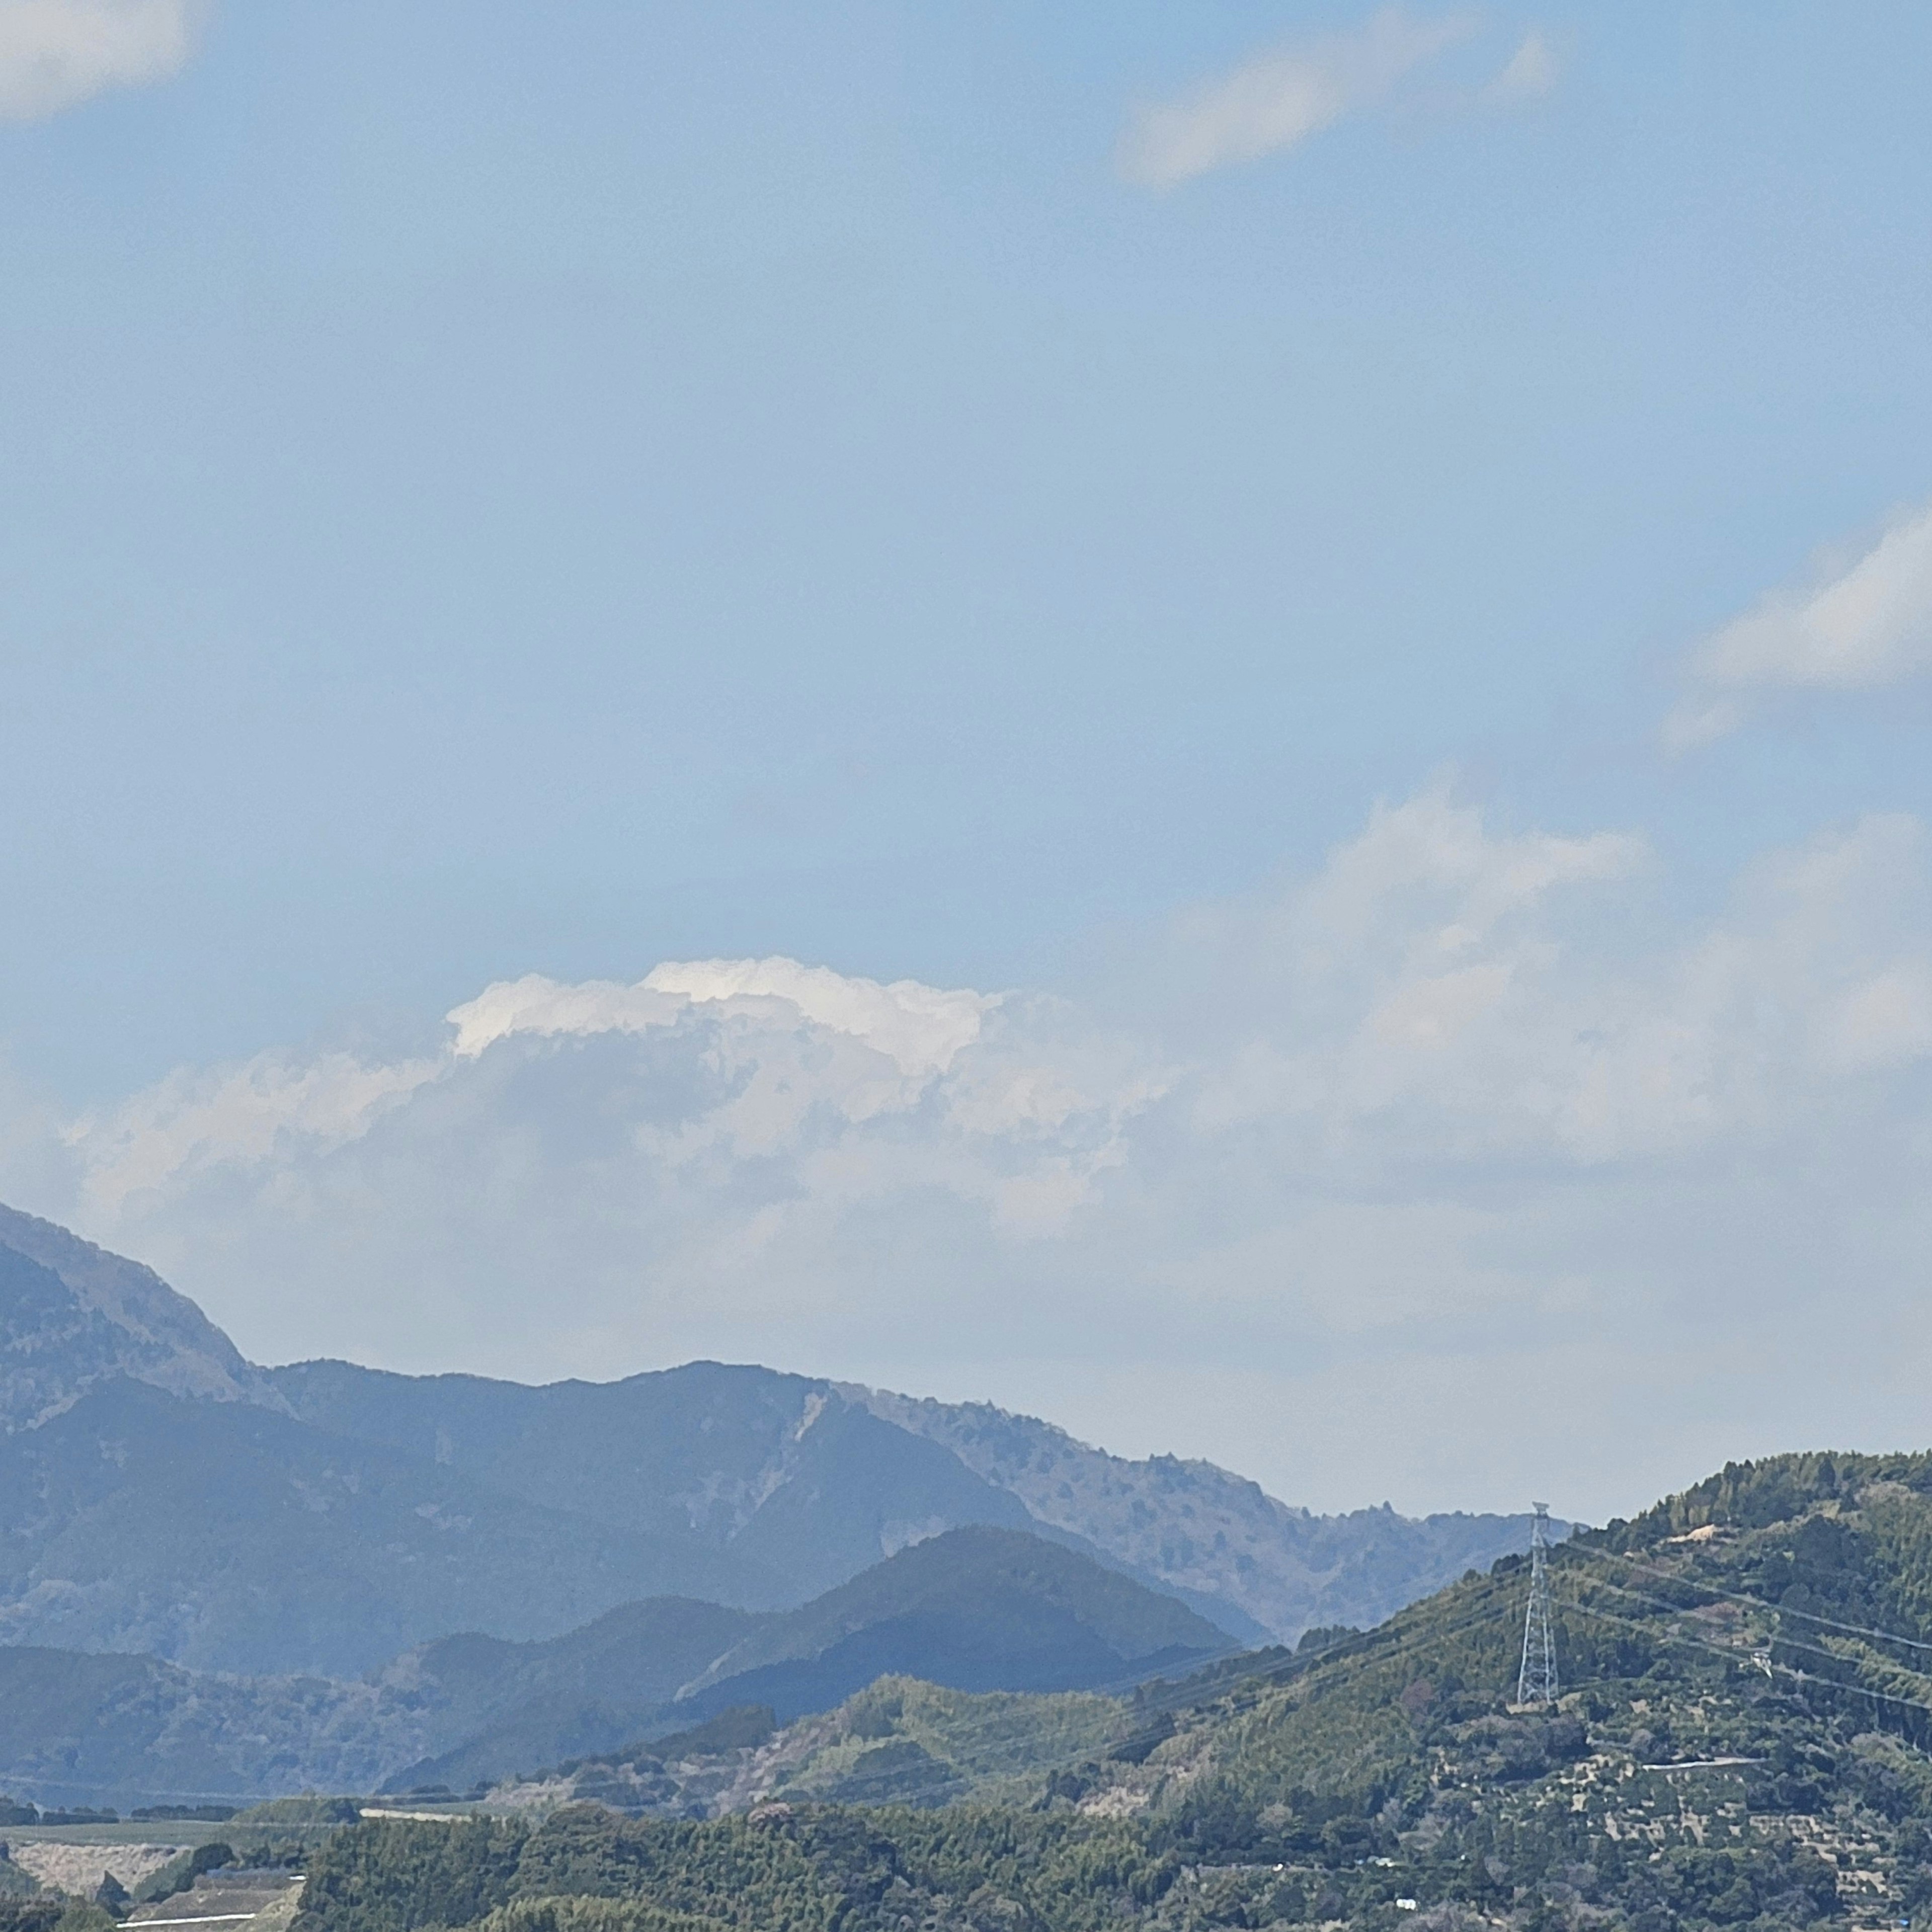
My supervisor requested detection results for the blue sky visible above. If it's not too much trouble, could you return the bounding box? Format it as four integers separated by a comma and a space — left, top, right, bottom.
6, 3, 1932, 1519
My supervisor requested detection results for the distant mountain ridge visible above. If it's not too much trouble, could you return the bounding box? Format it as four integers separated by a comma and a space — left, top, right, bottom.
0, 1203, 272, 1430
0, 1376, 770, 1674
0, 1527, 1228, 1807
849, 1384, 1553, 1641
264, 1358, 1041, 1610
0, 1203, 1551, 1669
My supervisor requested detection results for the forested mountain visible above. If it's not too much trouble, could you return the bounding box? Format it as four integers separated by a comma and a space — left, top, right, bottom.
396, 1528, 1225, 1796
296, 1449, 1932, 1932
266, 1359, 1039, 1609
0, 1528, 1225, 1808
0, 1377, 769, 1675
0, 1204, 1549, 1666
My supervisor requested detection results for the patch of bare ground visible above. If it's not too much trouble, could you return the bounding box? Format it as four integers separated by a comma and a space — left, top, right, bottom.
8, 1842, 185, 1896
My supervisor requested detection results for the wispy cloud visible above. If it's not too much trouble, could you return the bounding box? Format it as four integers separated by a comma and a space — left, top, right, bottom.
1484, 28, 1560, 105
0, 0, 205, 123
1117, 7, 1478, 189
1665, 498, 1932, 749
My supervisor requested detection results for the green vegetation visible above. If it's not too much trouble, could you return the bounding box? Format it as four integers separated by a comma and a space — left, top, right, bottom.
237, 1801, 366, 1828
0, 1905, 118, 1932
539, 1677, 1141, 1817
297, 1451, 1932, 1929
773, 1679, 1131, 1809
298, 1804, 1176, 1932
467, 1898, 729, 1932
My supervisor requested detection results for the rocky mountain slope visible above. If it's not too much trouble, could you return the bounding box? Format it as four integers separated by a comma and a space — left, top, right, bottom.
852, 1384, 1557, 1641
266, 1359, 1040, 1608
0, 1205, 269, 1431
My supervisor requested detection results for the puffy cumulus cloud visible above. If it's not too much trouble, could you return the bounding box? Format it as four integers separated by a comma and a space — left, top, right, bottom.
0, 0, 206, 122
1666, 499, 1932, 748
32, 955, 1162, 1379
446, 959, 996, 1081
1167, 794, 1932, 1170
11, 790, 1932, 1519
1116, 8, 1476, 189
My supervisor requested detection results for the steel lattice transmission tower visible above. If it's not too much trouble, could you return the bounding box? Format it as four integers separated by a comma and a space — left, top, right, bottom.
1517, 1502, 1559, 1706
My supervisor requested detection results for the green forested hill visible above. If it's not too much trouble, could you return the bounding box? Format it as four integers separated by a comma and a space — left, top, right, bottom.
306, 1450, 1932, 1931
398, 1528, 1227, 1795
0, 1528, 1225, 1807
1028, 1446, 1932, 1922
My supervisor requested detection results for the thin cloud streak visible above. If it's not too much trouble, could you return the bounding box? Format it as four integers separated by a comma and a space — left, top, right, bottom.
1666, 499, 1932, 749
1485, 28, 1560, 105
1117, 8, 1478, 189
0, 0, 205, 121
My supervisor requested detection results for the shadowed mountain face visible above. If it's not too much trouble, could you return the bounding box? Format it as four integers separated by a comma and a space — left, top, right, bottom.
0, 1377, 778, 1675
266, 1359, 1038, 1604
657, 1525, 1226, 1729
0, 1528, 1227, 1807
395, 1526, 1228, 1794
0, 1204, 1549, 1675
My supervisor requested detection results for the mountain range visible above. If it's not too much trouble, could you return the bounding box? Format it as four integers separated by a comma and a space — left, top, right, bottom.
0, 1201, 1555, 1809
12, 1198, 1921, 1929
0, 1201, 1548, 1671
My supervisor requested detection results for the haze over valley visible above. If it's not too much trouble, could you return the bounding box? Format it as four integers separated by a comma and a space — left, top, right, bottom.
0, 1203, 1547, 1805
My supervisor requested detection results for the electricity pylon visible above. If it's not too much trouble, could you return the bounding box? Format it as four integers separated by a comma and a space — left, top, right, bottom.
1517, 1502, 1559, 1705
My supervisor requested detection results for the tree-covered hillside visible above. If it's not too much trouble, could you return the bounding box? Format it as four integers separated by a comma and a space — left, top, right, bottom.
309, 1450, 1932, 1930
395, 1528, 1227, 1794
0, 1528, 1225, 1807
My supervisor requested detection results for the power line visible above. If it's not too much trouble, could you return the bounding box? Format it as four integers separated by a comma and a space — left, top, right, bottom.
1558, 1593, 1932, 1724
1565, 1542, 1932, 1656
1562, 1570, 1932, 1697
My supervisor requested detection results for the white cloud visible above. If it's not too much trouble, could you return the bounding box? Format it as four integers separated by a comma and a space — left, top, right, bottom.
1665, 499, 1932, 748
0, 0, 205, 122
1117, 8, 1477, 189
11, 787, 1932, 1521
66, 1052, 443, 1218
447, 959, 995, 1080
1485, 29, 1560, 105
